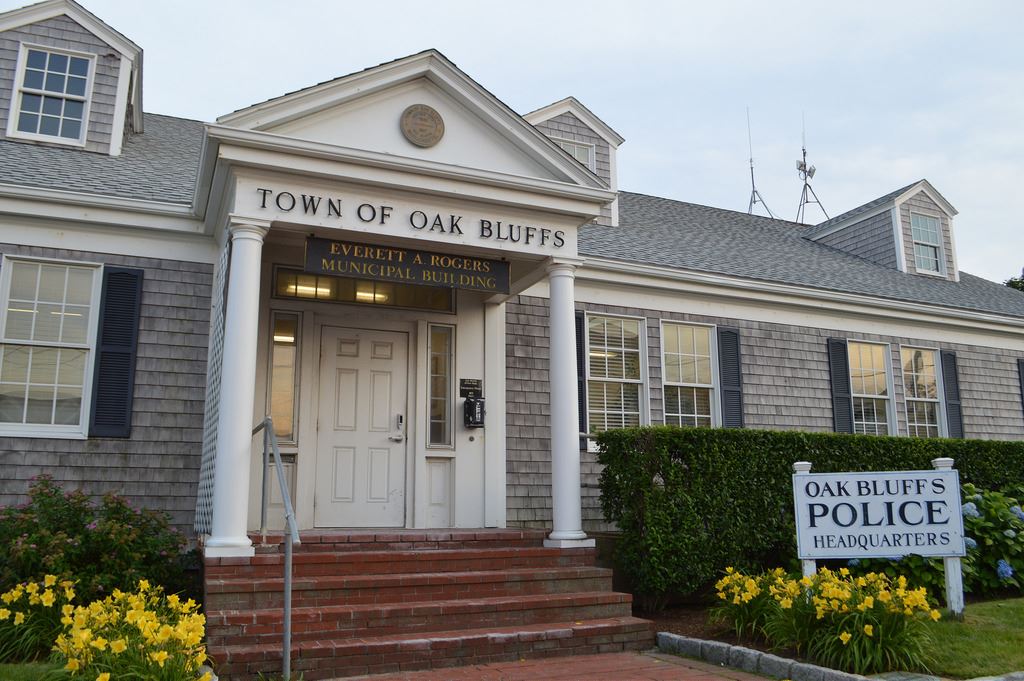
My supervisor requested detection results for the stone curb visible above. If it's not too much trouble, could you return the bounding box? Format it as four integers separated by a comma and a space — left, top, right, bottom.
656, 631, 868, 681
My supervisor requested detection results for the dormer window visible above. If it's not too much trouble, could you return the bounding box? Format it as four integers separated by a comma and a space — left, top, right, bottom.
8, 45, 93, 145
910, 213, 942, 274
551, 138, 595, 172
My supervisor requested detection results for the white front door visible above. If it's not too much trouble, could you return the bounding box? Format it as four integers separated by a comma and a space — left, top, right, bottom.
315, 326, 408, 527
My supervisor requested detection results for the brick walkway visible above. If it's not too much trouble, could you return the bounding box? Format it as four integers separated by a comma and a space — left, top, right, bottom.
346, 651, 766, 680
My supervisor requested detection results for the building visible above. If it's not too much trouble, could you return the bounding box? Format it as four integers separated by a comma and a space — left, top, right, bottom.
2, 0, 1024, 675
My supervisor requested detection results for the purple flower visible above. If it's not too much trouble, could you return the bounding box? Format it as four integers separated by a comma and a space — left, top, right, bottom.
964, 537, 978, 550
1011, 506, 1024, 523
997, 560, 1014, 581
962, 502, 981, 519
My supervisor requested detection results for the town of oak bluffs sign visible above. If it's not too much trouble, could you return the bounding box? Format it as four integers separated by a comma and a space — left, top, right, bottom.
306, 238, 511, 294
255, 187, 568, 250
793, 468, 965, 560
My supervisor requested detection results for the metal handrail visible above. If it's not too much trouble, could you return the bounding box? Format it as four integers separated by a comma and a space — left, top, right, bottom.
253, 417, 300, 681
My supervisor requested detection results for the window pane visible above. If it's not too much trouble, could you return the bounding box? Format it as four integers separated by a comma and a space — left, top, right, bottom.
664, 354, 680, 383
428, 325, 453, 445
42, 96, 62, 116
44, 73, 65, 94
33, 303, 62, 342
25, 385, 55, 424
21, 93, 42, 114
621, 319, 640, 350
23, 69, 44, 90
66, 76, 86, 97
47, 52, 68, 74
65, 268, 93, 305
38, 265, 67, 303
1, 346, 30, 383
0, 383, 26, 423
269, 315, 297, 441
53, 385, 81, 425
26, 50, 46, 69
61, 118, 81, 140
57, 348, 86, 386
29, 347, 58, 384
17, 112, 38, 133
40, 115, 60, 136
4, 306, 34, 341
69, 57, 89, 77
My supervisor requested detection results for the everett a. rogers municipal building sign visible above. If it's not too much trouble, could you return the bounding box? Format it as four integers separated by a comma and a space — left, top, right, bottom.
306, 238, 511, 294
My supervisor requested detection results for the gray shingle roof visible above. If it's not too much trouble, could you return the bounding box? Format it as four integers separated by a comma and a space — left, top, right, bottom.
803, 181, 919, 238
0, 113, 203, 205
582, 191, 1024, 320
2, 120, 1021, 321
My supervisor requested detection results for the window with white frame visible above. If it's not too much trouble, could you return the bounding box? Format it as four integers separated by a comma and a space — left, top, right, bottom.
552, 138, 596, 172
910, 213, 942, 273
268, 312, 300, 444
586, 315, 644, 432
9, 45, 93, 143
848, 341, 892, 435
662, 322, 715, 427
902, 347, 942, 438
0, 259, 99, 434
428, 324, 454, 447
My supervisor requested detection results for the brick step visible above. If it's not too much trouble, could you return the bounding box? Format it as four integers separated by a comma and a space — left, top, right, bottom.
205, 565, 613, 611
206, 546, 594, 580
250, 529, 549, 554
209, 616, 655, 680
207, 591, 633, 647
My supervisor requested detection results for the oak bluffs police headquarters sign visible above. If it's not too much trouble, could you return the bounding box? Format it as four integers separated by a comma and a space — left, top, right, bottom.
793, 468, 966, 560
792, 461, 968, 615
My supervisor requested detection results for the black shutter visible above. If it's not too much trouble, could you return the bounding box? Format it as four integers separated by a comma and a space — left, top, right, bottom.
89, 267, 143, 438
941, 350, 963, 439
576, 311, 588, 450
717, 327, 744, 428
1018, 359, 1024, 420
828, 338, 854, 433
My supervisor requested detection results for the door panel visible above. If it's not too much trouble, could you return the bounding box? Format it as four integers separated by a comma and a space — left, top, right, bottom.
315, 326, 408, 527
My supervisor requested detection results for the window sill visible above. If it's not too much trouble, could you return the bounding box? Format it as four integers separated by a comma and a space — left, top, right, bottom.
913, 268, 947, 278
5, 128, 87, 148
0, 426, 87, 440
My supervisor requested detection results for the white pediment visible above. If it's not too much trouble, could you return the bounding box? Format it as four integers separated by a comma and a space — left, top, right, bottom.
217, 51, 603, 189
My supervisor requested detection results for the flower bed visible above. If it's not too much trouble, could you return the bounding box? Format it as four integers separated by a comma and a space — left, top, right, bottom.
713, 566, 939, 674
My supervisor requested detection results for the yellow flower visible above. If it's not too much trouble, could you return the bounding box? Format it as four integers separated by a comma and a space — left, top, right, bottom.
780, 597, 793, 609
43, 575, 57, 588
150, 650, 169, 667
65, 658, 80, 671
199, 673, 212, 681
0, 608, 9, 620
839, 631, 852, 645
930, 609, 941, 622
40, 589, 55, 607
110, 638, 127, 654
13, 612, 24, 625
138, 579, 151, 591
864, 624, 874, 637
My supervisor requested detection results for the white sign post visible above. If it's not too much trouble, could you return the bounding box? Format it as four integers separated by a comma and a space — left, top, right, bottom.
792, 459, 965, 617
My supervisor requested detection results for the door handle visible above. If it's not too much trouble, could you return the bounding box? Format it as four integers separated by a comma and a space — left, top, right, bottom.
389, 414, 405, 442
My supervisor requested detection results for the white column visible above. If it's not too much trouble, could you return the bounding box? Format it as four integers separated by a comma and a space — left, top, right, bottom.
205, 219, 269, 558
545, 261, 594, 548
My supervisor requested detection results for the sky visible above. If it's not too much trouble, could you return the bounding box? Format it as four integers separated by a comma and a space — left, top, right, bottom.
8, 0, 1023, 283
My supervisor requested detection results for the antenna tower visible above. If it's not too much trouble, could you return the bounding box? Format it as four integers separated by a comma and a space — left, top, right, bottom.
746, 108, 774, 218
795, 113, 828, 223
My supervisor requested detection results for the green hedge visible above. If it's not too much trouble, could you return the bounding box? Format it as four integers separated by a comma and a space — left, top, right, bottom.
596, 426, 1024, 610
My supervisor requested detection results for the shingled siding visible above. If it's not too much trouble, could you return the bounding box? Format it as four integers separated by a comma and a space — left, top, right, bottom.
505, 294, 1024, 532
533, 112, 612, 225
0, 15, 122, 153
900, 190, 957, 280
0, 243, 212, 533
816, 211, 898, 269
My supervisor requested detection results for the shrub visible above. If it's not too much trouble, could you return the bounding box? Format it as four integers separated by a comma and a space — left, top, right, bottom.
52, 580, 209, 680
0, 477, 190, 604
0, 575, 76, 662
597, 426, 1024, 607
716, 566, 939, 674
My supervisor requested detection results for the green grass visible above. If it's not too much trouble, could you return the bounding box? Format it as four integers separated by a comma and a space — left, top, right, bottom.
924, 598, 1024, 678
0, 662, 59, 681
